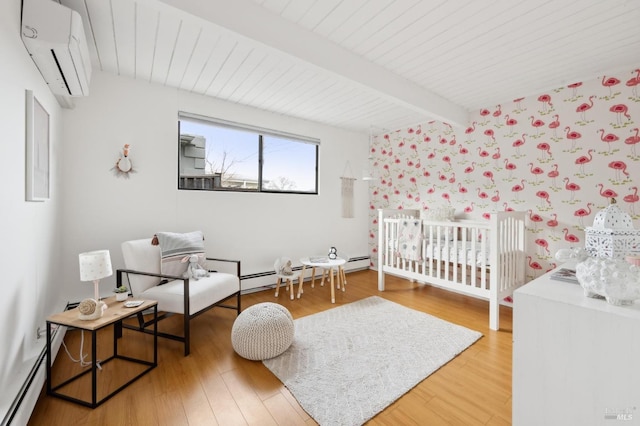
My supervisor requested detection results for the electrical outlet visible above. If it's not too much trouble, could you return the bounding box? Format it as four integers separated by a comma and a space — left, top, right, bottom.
36, 324, 57, 340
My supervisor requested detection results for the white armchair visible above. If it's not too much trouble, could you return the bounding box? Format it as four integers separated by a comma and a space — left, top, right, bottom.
117, 234, 241, 356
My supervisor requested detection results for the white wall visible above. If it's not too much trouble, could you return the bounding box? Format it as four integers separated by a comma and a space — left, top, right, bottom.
0, 0, 66, 420
60, 71, 370, 300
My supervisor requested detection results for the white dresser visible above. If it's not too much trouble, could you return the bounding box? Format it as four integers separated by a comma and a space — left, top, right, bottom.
513, 265, 640, 425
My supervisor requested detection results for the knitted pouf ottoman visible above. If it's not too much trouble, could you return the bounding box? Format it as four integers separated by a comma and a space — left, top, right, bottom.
231, 302, 294, 360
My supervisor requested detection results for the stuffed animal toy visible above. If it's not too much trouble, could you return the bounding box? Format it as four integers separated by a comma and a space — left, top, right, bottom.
328, 246, 338, 260
279, 259, 293, 276
182, 254, 210, 280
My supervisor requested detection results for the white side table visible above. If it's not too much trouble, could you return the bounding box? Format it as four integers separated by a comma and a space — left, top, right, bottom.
299, 257, 346, 303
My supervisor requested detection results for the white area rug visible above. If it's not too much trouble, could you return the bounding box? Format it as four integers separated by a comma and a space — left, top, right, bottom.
263, 296, 482, 426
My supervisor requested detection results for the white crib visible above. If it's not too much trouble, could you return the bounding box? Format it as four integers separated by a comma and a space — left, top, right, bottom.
377, 209, 527, 330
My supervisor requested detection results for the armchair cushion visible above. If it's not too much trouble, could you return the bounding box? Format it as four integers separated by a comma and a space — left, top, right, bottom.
121, 238, 163, 295
155, 230, 206, 277
141, 274, 239, 315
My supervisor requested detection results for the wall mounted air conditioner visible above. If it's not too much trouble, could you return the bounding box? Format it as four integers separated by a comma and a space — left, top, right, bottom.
21, 0, 92, 99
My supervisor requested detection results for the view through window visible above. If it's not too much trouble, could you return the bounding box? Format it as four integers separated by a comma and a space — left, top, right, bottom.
178, 113, 318, 193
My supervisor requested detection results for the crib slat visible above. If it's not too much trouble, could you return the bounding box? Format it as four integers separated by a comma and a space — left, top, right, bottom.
482, 226, 489, 290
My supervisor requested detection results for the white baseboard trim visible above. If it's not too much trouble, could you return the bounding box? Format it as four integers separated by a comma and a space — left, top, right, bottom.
2, 319, 66, 426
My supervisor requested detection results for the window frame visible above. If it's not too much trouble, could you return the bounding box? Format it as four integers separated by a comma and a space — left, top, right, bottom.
178, 112, 319, 195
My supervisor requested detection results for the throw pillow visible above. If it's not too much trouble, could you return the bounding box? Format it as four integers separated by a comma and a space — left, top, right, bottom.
155, 231, 206, 277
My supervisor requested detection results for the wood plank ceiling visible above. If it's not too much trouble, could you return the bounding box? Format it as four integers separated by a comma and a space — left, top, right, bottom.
60, 0, 640, 133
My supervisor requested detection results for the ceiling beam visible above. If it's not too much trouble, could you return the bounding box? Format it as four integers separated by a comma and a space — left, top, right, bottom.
157, 0, 469, 128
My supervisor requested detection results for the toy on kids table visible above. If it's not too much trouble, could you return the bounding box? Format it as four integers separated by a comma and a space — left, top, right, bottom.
278, 258, 293, 276
328, 247, 338, 260
182, 254, 210, 280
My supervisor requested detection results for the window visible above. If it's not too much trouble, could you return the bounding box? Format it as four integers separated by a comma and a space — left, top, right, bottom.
178, 113, 318, 194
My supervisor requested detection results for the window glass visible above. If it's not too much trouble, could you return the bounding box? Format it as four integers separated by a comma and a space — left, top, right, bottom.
262, 135, 317, 193
178, 114, 318, 194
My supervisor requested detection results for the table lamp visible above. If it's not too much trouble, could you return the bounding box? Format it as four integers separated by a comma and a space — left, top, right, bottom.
78, 249, 112, 319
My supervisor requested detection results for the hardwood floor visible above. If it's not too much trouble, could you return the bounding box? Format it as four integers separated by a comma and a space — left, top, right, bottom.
29, 270, 513, 425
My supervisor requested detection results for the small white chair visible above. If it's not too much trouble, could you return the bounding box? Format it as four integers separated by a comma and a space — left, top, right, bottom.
274, 257, 302, 300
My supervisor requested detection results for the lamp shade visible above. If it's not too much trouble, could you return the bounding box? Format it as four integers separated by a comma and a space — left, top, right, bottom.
79, 250, 113, 281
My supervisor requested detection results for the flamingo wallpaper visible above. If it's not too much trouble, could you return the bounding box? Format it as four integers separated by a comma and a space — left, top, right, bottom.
368, 66, 640, 281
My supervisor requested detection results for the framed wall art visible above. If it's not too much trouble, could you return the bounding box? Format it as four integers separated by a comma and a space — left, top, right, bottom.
25, 89, 50, 201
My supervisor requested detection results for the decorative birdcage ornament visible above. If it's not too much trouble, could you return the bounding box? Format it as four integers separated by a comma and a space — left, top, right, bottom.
584, 198, 640, 259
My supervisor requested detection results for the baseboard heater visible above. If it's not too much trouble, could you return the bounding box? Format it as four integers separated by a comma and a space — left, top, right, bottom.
240, 255, 370, 293
2, 307, 68, 426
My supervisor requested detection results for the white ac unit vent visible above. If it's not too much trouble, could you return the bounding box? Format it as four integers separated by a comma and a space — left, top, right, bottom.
21, 0, 92, 98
